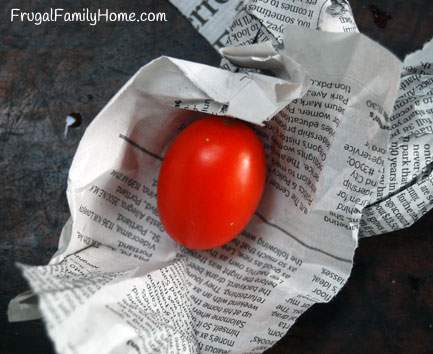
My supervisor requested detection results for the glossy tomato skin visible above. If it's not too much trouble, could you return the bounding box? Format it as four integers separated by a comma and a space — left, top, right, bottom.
157, 115, 266, 250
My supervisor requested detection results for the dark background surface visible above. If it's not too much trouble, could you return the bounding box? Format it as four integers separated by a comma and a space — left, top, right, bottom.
1, 0, 432, 353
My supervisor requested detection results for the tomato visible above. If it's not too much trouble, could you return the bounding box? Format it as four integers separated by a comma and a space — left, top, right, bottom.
157, 115, 266, 250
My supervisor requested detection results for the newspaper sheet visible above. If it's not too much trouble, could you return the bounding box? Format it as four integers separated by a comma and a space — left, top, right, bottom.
10, 1, 432, 354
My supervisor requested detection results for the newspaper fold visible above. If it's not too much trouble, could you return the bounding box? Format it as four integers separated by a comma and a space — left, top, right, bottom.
360, 37, 433, 236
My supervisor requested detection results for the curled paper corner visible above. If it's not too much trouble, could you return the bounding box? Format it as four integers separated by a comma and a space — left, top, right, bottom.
7, 290, 41, 322
219, 41, 278, 60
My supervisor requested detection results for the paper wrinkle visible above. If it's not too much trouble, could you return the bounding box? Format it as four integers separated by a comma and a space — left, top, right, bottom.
9, 1, 431, 354
360, 36, 433, 237
220, 41, 311, 109
221, 41, 308, 81
133, 56, 308, 125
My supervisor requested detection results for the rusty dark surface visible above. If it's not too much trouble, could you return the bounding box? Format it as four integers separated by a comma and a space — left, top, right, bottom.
0, 1, 432, 353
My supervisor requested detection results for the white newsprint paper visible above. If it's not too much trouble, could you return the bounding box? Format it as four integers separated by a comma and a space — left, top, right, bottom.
9, 1, 432, 353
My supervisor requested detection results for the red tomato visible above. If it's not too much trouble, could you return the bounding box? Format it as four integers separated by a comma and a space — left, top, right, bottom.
157, 115, 266, 250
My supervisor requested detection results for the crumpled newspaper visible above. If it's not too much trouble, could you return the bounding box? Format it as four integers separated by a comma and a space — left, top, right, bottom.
8, 1, 433, 354
171, 0, 433, 236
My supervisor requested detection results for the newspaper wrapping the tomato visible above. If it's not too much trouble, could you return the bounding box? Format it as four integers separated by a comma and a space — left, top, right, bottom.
9, 1, 433, 353
170, 1, 433, 237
